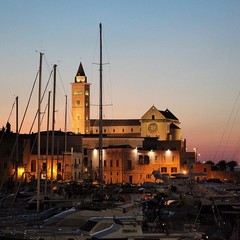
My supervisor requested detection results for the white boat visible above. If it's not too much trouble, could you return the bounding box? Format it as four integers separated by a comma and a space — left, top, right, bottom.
0, 213, 206, 240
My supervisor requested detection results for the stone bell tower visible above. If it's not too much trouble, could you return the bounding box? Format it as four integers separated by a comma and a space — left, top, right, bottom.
71, 62, 90, 134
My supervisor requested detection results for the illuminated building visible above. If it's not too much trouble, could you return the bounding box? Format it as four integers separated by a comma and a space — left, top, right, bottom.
71, 62, 195, 183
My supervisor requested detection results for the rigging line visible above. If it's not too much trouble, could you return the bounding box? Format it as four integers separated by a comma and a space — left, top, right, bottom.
231, 136, 240, 161
0, 100, 16, 146
28, 68, 53, 135
57, 67, 67, 95
213, 87, 240, 162
43, 53, 52, 74
18, 71, 39, 133
220, 98, 240, 160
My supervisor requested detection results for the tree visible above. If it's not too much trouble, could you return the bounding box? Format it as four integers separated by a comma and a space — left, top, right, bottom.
216, 160, 227, 171
205, 160, 218, 171
227, 161, 238, 172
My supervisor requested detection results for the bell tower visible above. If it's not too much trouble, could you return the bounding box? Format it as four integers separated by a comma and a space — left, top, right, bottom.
71, 62, 90, 134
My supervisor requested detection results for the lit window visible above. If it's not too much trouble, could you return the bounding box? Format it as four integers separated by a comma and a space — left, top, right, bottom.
85, 90, 89, 96
161, 167, 167, 173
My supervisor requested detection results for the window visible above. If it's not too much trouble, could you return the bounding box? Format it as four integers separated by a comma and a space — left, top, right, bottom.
74, 90, 82, 95
161, 167, 167, 173
131, 128, 133, 132
162, 155, 166, 162
172, 156, 175, 162
203, 168, 207, 173
104, 160, 107, 167
113, 129, 115, 133
138, 155, 143, 164
96, 129, 98, 133
83, 157, 88, 166
31, 160, 36, 172
85, 90, 89, 96
57, 163, 61, 171
171, 167, 177, 173
155, 156, 158, 161
122, 129, 124, 132
42, 163, 46, 170
104, 129, 106, 133
76, 100, 80, 106
127, 160, 132, 170
77, 115, 80, 120
116, 160, 119, 167
146, 174, 151, 179
110, 160, 113, 167
152, 115, 155, 120
144, 155, 150, 164
138, 155, 149, 165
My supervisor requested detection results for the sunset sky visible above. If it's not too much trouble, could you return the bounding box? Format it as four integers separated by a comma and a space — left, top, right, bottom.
1, 0, 240, 163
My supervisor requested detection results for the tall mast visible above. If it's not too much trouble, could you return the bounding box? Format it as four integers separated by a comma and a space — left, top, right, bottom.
37, 52, 43, 213
15, 96, 19, 190
45, 91, 51, 196
99, 23, 103, 187
50, 64, 57, 200
63, 95, 67, 180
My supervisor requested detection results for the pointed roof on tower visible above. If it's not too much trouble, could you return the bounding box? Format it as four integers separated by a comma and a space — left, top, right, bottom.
76, 62, 86, 77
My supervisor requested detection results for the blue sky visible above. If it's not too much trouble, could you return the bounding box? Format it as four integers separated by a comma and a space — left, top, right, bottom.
1, 0, 240, 163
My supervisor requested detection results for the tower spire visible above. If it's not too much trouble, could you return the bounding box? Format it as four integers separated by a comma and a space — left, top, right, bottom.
75, 62, 87, 83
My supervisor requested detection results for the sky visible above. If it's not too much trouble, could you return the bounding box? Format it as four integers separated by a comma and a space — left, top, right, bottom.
1, 0, 240, 163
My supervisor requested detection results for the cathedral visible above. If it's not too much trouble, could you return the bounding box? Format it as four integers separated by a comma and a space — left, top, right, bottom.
72, 62, 181, 140
71, 62, 195, 184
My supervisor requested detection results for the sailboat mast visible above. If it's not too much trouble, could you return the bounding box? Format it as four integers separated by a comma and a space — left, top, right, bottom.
15, 96, 19, 189
50, 64, 57, 200
63, 95, 67, 180
37, 52, 43, 213
45, 91, 51, 195
99, 23, 103, 186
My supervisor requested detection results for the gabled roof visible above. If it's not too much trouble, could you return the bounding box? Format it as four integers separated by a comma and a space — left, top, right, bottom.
170, 123, 180, 129
76, 62, 86, 77
90, 119, 140, 127
160, 109, 179, 121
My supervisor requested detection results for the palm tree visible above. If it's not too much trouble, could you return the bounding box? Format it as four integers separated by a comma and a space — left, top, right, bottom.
216, 160, 227, 171
227, 160, 238, 172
